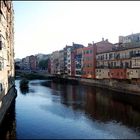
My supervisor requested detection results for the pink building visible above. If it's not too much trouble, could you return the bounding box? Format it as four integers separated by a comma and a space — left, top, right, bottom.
95, 38, 114, 53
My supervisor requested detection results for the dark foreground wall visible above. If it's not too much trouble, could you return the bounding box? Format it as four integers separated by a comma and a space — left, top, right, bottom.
0, 86, 17, 126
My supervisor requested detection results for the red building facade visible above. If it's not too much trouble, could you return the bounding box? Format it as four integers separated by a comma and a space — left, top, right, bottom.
82, 44, 96, 78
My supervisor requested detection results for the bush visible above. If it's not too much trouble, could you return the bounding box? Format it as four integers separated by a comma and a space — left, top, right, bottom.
20, 78, 29, 88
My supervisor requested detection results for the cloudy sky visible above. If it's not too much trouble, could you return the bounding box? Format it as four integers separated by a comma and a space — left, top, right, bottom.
13, 1, 140, 59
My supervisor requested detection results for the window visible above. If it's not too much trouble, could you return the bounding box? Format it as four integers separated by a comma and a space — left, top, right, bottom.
0, 83, 3, 92
111, 62, 113, 67
120, 62, 123, 68
134, 51, 136, 55
0, 41, 2, 50
125, 62, 129, 68
86, 50, 88, 54
106, 54, 107, 59
0, 62, 2, 70
114, 62, 116, 67
84, 51, 85, 55
109, 53, 112, 59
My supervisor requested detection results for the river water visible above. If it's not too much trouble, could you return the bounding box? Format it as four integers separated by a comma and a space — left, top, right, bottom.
0, 79, 140, 139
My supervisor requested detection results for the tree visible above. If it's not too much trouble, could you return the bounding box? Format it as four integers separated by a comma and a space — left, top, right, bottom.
38, 59, 49, 70
15, 64, 20, 70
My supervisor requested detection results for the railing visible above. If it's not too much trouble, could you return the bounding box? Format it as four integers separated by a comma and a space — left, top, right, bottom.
131, 53, 140, 57
96, 65, 130, 69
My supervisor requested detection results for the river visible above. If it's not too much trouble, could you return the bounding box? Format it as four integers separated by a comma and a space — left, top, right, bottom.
0, 79, 140, 139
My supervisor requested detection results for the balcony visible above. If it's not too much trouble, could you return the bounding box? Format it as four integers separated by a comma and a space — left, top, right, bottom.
130, 53, 140, 58
96, 65, 131, 69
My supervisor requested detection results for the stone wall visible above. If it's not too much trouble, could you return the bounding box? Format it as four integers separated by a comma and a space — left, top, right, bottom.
57, 76, 140, 95
79, 78, 140, 95
55, 76, 140, 95
0, 86, 17, 126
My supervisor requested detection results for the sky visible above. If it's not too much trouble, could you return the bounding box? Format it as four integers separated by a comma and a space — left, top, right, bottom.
13, 1, 140, 59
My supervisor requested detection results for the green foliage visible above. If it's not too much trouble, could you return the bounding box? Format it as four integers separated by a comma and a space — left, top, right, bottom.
21, 73, 49, 80
38, 59, 49, 70
20, 78, 29, 88
23, 73, 47, 80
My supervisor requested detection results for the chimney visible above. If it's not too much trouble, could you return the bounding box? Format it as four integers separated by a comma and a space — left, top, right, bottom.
88, 43, 92, 47
105, 39, 108, 42
72, 42, 74, 46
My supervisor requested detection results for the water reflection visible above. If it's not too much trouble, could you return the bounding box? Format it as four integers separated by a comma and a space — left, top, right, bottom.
20, 82, 36, 95
0, 100, 16, 139
19, 79, 29, 95
20, 86, 29, 95
41, 81, 140, 132
1, 80, 140, 139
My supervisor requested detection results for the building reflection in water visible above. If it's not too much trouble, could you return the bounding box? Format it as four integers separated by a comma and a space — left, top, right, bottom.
1, 80, 140, 139
0, 100, 16, 139
49, 81, 140, 131
50, 82, 86, 110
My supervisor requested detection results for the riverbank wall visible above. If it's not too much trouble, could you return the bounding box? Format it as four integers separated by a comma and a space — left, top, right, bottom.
0, 86, 17, 126
79, 78, 140, 95
52, 76, 140, 95
16, 71, 140, 95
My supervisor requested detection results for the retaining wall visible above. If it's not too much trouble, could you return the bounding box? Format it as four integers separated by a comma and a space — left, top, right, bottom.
79, 78, 140, 95
0, 86, 17, 126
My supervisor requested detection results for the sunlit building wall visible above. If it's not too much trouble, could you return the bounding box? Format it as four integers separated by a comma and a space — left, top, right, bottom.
0, 1, 14, 95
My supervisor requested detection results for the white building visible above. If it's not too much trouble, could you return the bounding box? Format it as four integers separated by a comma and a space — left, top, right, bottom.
119, 33, 140, 44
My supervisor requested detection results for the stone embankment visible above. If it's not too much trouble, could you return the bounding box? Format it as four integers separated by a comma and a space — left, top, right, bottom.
79, 78, 140, 95
16, 70, 140, 95
52, 76, 140, 95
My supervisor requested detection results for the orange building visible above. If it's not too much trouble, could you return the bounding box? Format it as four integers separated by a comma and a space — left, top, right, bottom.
109, 69, 127, 79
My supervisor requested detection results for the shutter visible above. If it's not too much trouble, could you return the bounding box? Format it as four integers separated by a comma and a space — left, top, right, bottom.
0, 41, 2, 50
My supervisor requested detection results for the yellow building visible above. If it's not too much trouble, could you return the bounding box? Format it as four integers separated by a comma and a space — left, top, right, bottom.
96, 44, 140, 80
